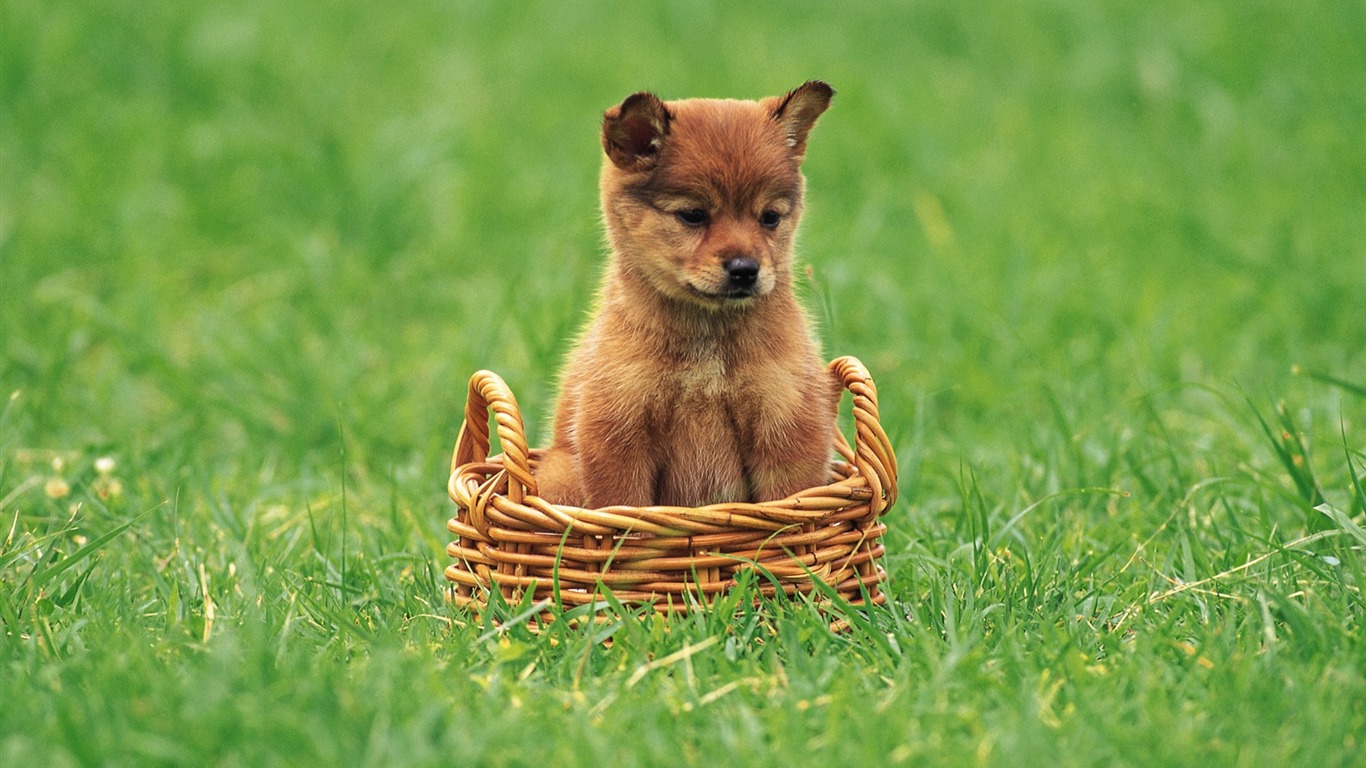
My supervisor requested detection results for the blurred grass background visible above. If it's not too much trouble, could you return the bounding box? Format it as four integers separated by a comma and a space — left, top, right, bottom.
2, 1, 1364, 766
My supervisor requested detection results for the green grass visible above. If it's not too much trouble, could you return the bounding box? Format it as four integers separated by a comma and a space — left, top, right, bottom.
3, 0, 1364, 765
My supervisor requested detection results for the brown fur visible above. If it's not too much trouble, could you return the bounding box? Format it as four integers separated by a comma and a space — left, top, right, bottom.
536, 81, 840, 508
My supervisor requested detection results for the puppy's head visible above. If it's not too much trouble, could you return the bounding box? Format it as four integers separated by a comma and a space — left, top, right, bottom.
599, 81, 833, 308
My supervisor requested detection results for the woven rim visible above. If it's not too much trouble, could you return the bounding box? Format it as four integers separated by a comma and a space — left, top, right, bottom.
446, 355, 898, 614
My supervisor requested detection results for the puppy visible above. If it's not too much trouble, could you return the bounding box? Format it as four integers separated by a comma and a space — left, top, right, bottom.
535, 81, 839, 508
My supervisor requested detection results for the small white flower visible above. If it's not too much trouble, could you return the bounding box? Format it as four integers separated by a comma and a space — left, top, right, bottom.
95, 456, 116, 475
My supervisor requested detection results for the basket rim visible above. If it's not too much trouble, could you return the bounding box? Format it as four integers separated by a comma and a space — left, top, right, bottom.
448, 355, 898, 530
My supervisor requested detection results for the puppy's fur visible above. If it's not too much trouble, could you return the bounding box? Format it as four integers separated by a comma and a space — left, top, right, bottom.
536, 81, 839, 508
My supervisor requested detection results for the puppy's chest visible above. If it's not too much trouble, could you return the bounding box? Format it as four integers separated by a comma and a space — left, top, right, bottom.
648, 356, 747, 498
668, 355, 730, 399
647, 354, 794, 438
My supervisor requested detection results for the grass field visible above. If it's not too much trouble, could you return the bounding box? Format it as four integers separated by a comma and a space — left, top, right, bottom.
3, 0, 1365, 765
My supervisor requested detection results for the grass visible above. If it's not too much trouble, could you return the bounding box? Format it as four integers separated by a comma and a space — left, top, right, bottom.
2, 0, 1364, 765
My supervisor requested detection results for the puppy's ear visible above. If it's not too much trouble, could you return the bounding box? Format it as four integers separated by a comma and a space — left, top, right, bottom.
602, 91, 672, 171
767, 80, 834, 162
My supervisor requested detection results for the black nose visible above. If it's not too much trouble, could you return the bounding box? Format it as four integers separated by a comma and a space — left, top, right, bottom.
724, 257, 760, 288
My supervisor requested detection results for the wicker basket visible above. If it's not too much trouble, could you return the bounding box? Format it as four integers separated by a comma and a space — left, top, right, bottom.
445, 355, 897, 616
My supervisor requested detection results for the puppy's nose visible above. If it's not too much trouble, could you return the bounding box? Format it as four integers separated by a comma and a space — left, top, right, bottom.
724, 257, 760, 288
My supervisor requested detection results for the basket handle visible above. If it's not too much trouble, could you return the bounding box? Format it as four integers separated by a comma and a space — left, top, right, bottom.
829, 356, 899, 514
451, 370, 537, 502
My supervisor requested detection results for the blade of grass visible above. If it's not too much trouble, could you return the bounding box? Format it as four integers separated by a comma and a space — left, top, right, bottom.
1315, 503, 1366, 547
28, 505, 158, 594
1343, 419, 1366, 514
53, 560, 99, 608
1297, 366, 1366, 399
1243, 394, 1326, 526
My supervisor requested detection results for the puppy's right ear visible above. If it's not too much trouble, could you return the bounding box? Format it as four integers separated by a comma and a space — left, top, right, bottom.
602, 91, 671, 171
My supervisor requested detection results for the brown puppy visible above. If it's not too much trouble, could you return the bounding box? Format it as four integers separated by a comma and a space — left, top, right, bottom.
536, 81, 839, 508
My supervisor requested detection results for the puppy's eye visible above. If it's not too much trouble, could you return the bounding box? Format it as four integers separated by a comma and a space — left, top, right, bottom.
675, 209, 709, 227
759, 210, 782, 229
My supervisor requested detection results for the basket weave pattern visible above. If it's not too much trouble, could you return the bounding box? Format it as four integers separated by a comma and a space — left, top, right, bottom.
446, 356, 898, 613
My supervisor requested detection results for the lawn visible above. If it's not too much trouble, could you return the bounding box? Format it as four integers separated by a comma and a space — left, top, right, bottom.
2, 0, 1364, 765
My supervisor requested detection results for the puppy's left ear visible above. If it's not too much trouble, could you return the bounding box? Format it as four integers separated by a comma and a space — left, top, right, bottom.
766, 80, 834, 162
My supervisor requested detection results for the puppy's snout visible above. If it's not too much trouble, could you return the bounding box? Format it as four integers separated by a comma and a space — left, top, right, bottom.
724, 257, 760, 289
